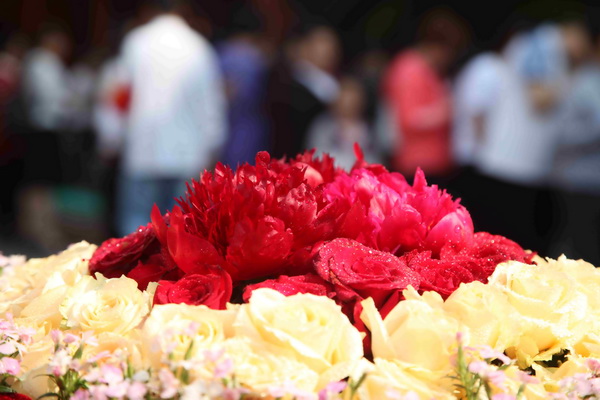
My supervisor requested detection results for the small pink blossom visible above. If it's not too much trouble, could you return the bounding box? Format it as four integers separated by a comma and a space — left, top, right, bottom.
63, 333, 80, 345
0, 357, 20, 375
0, 342, 17, 355
468, 361, 489, 375
50, 329, 62, 344
486, 370, 507, 389
268, 381, 316, 400
127, 381, 148, 400
587, 358, 600, 373
99, 364, 124, 385
318, 381, 347, 400
214, 357, 233, 379
204, 348, 225, 363
70, 389, 91, 400
158, 368, 179, 398
492, 394, 516, 400
49, 348, 72, 376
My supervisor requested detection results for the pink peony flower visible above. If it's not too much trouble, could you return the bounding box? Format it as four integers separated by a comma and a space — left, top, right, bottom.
323, 167, 474, 256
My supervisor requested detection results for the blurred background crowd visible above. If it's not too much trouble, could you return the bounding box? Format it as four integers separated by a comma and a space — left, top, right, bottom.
1, 0, 600, 265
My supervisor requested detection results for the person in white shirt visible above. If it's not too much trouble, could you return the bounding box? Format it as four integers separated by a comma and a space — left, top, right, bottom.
115, 0, 226, 236
452, 31, 547, 252
550, 25, 600, 265
22, 27, 72, 133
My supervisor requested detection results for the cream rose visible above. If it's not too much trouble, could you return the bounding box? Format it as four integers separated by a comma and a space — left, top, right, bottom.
142, 303, 237, 369
0, 242, 96, 317
223, 337, 319, 394
360, 292, 460, 374
536, 256, 600, 310
357, 358, 454, 400
60, 274, 150, 335
489, 260, 589, 367
444, 280, 521, 351
234, 289, 363, 377
83, 330, 148, 370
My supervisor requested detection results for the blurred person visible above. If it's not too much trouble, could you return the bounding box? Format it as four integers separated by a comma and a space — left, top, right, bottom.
20, 24, 73, 184
92, 20, 140, 237
501, 19, 593, 253
93, 54, 129, 237
451, 25, 545, 252
115, 0, 226, 236
217, 6, 271, 167
383, 8, 469, 180
550, 25, 600, 264
10, 25, 74, 251
353, 49, 389, 125
269, 25, 341, 158
306, 75, 380, 170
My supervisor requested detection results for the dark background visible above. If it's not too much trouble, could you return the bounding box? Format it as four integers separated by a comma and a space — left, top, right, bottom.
2, 0, 598, 62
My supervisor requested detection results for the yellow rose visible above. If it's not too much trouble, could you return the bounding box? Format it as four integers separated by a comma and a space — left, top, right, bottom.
141, 303, 237, 369
531, 355, 590, 394
60, 274, 150, 335
489, 260, 589, 367
356, 358, 454, 400
536, 256, 600, 309
444, 281, 521, 351
360, 293, 460, 374
574, 333, 600, 358
223, 337, 319, 394
0, 242, 96, 317
234, 289, 363, 378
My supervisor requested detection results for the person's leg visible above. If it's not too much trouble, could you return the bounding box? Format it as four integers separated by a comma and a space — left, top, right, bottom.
116, 175, 158, 236
155, 178, 189, 213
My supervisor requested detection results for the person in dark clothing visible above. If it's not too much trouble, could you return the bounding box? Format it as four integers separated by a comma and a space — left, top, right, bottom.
268, 25, 341, 159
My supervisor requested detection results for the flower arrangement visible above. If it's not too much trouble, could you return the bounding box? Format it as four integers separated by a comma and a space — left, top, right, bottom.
1, 149, 599, 399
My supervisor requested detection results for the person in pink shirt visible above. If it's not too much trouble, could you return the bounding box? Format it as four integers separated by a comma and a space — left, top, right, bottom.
384, 8, 469, 179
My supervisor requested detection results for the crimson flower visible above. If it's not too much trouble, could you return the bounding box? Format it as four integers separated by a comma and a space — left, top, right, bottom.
89, 223, 159, 278
154, 267, 232, 309
314, 238, 421, 309
159, 151, 343, 282
322, 167, 474, 256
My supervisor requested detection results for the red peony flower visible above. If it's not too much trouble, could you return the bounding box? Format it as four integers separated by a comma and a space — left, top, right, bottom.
242, 273, 336, 302
314, 238, 421, 309
163, 151, 343, 282
153, 268, 232, 309
322, 167, 474, 257
90, 147, 533, 315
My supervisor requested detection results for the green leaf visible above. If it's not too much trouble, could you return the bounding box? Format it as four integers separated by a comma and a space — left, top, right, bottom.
37, 393, 60, 400
184, 340, 194, 361
0, 386, 16, 393
73, 345, 84, 360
